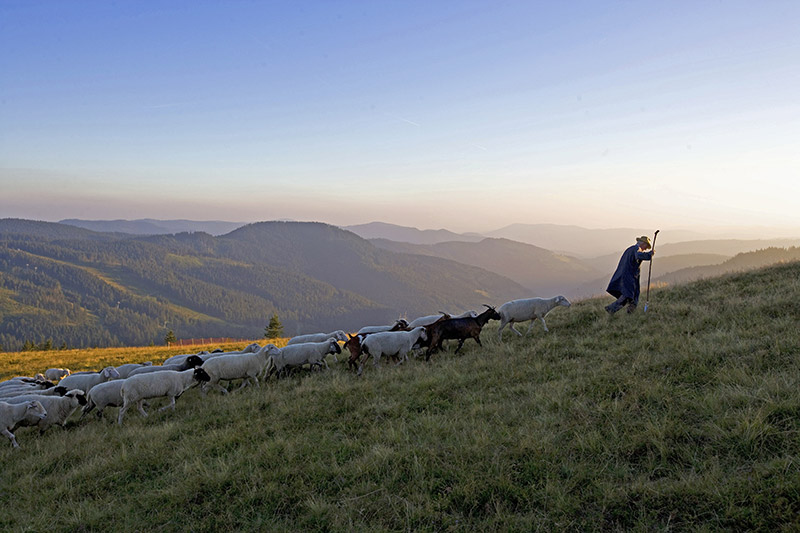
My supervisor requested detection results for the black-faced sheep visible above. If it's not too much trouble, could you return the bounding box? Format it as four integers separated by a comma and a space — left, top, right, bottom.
118, 367, 211, 425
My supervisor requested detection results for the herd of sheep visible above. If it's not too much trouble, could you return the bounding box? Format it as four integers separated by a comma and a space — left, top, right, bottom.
0, 295, 571, 449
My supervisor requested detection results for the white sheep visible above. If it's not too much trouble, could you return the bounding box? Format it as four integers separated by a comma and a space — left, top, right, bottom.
4, 390, 87, 432
44, 368, 71, 381
201, 344, 280, 394
57, 367, 120, 394
357, 318, 409, 335
264, 339, 342, 379
81, 380, 126, 420
0, 379, 57, 399
162, 343, 260, 366
1, 400, 47, 448
406, 310, 478, 328
358, 326, 428, 375
496, 295, 571, 340
114, 362, 152, 379
126, 355, 204, 377
287, 330, 348, 345
118, 367, 211, 425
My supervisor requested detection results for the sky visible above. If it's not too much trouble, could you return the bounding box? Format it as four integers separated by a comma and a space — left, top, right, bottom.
2, 1, 799, 235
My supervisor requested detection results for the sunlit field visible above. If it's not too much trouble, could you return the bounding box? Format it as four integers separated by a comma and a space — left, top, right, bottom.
2, 263, 800, 531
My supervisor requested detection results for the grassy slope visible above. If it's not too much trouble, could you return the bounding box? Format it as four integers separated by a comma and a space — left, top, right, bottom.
2, 263, 800, 531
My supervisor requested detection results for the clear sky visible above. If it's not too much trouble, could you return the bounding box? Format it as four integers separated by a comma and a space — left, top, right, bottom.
2, 1, 799, 234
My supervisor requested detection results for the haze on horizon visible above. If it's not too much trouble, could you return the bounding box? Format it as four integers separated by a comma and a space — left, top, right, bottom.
1, 2, 799, 236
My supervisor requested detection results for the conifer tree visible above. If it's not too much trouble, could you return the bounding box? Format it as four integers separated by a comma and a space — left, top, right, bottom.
265, 313, 284, 339
164, 329, 177, 346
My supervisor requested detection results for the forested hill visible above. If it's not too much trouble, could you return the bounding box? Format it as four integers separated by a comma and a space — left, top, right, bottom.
0, 219, 527, 351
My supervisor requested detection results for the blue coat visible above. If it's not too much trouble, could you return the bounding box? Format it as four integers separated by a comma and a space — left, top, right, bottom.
606, 244, 653, 301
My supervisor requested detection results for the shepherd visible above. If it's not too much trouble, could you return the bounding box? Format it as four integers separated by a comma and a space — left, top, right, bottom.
605, 235, 655, 315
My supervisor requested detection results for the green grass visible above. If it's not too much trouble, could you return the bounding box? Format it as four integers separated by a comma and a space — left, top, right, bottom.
2, 262, 800, 531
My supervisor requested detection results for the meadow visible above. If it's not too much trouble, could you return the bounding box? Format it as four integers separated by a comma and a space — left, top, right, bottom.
1, 262, 799, 532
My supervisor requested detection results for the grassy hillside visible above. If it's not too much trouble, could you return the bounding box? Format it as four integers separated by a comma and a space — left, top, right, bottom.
1, 262, 799, 531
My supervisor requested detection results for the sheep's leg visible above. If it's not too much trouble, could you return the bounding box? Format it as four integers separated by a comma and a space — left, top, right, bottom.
2, 428, 19, 448
118, 402, 129, 425
497, 320, 508, 340
540, 317, 549, 332
137, 400, 149, 417
159, 396, 177, 412
509, 322, 524, 337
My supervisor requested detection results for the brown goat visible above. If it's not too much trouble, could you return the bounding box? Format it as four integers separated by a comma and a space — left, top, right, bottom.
424, 305, 501, 360
343, 334, 365, 372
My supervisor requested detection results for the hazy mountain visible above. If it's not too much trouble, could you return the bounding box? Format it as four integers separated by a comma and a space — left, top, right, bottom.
1, 218, 124, 240
484, 224, 705, 258
343, 221, 484, 245
60, 218, 245, 236
370, 237, 600, 298
0, 219, 527, 351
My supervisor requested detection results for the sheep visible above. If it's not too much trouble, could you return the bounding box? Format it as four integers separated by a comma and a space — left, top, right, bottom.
81, 380, 126, 420
163, 344, 261, 366
0, 400, 47, 448
358, 326, 428, 375
0, 379, 56, 399
357, 319, 409, 335
44, 368, 71, 381
287, 330, 348, 345
57, 367, 120, 394
161, 350, 206, 366
201, 344, 280, 394
114, 362, 153, 379
4, 390, 87, 432
407, 310, 478, 328
126, 355, 204, 377
425, 305, 501, 359
264, 338, 342, 379
496, 295, 571, 340
118, 367, 211, 425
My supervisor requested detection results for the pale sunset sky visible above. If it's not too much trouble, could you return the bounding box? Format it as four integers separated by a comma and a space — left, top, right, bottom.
1, 1, 799, 234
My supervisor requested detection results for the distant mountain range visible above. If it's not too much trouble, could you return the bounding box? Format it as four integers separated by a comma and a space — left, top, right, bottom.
370, 237, 599, 298
342, 222, 484, 245
0, 219, 527, 351
60, 218, 245, 236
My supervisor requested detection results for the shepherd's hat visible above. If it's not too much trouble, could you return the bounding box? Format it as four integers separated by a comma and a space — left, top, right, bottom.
636, 235, 651, 249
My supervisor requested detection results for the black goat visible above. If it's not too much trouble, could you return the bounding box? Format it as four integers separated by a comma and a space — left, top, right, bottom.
424, 305, 501, 360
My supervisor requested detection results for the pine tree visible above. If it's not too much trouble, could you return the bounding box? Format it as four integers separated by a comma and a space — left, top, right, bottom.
265, 313, 284, 339
164, 329, 177, 346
